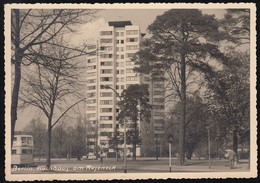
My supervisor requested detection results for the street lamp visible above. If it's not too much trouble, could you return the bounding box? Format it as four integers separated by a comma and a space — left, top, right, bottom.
155, 134, 158, 160
207, 127, 211, 169
168, 135, 173, 172
104, 85, 127, 173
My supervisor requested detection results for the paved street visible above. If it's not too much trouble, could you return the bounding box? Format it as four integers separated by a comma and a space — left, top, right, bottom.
11, 158, 250, 174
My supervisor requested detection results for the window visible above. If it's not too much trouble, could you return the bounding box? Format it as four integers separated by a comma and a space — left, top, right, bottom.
126, 53, 135, 58
116, 40, 119, 44
12, 149, 17, 154
100, 132, 112, 136
100, 124, 113, 128
89, 50, 96, 56
87, 45, 96, 50
154, 111, 164, 116
87, 72, 96, 77
100, 46, 113, 51
120, 32, 124, 36
100, 100, 112, 105
126, 76, 139, 81
100, 39, 113, 43
121, 77, 124, 82
87, 58, 96, 63
100, 140, 108, 145
121, 85, 124, 90
116, 55, 119, 59
87, 92, 96, 98
87, 86, 96, 90
87, 99, 96, 104
116, 85, 119, 90
13, 137, 17, 141
116, 77, 119, 82
22, 149, 27, 154
126, 69, 134, 73
100, 92, 112, 97
126, 61, 135, 66
154, 126, 164, 131
87, 65, 96, 70
100, 108, 112, 113
100, 54, 113, 59
92, 120, 96, 124
89, 142, 95, 145
121, 47, 124, 51
100, 116, 112, 120
153, 90, 164, 95
100, 31, 113, 36
100, 61, 112, 66
116, 70, 119, 74
121, 70, 124, 74
87, 113, 96, 117
100, 69, 112, 74
121, 55, 124, 59
87, 106, 96, 111
126, 30, 138, 35
121, 40, 124, 44
116, 108, 119, 112
100, 85, 112, 89
87, 79, 96, 84
116, 47, 119, 51
115, 32, 119, 36
126, 38, 138, 42
154, 98, 164, 103
126, 45, 138, 50
100, 77, 113, 82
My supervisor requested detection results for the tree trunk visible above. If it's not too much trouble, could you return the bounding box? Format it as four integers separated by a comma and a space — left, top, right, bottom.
46, 118, 52, 168
11, 9, 22, 148
116, 147, 118, 161
133, 143, 136, 160
179, 53, 186, 166
39, 147, 42, 161
233, 127, 238, 162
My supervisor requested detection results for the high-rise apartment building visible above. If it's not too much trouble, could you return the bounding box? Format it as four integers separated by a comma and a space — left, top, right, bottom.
85, 21, 165, 157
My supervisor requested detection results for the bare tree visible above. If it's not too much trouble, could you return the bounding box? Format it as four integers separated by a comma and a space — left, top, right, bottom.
19, 36, 87, 168
11, 9, 97, 148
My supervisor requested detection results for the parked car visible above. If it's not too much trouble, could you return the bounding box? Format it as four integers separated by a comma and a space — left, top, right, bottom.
87, 153, 97, 160
81, 156, 87, 160
81, 153, 97, 160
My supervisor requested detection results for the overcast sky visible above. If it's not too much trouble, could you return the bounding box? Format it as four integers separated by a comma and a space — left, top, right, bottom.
69, 9, 226, 45
16, 9, 226, 131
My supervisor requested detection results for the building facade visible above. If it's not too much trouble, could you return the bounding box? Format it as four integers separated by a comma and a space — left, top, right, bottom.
85, 21, 165, 157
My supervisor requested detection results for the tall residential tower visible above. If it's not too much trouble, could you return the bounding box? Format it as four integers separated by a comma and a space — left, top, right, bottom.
85, 21, 165, 157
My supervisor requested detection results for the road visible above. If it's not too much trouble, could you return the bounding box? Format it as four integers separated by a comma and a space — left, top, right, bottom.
11, 158, 250, 174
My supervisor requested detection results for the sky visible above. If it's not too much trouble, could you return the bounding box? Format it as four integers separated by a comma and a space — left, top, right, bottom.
15, 9, 226, 131
69, 9, 226, 45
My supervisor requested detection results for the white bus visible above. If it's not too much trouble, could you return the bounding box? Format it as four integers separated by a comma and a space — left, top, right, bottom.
11, 135, 34, 165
